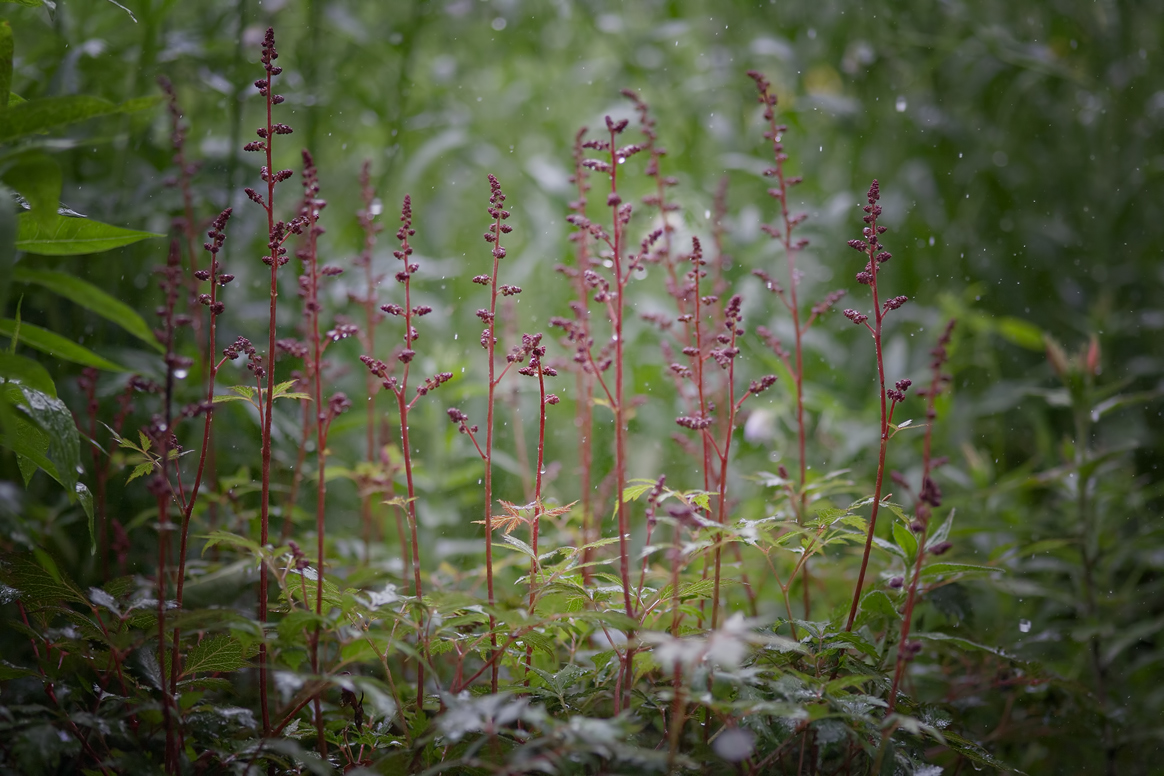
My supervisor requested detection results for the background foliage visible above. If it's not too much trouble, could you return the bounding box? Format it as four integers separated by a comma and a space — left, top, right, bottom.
0, 0, 1161, 773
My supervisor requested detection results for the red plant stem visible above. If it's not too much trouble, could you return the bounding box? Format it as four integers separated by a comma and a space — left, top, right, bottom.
844, 222, 890, 634
888, 321, 954, 711
524, 360, 548, 675
304, 188, 328, 757
357, 162, 382, 555
151, 239, 186, 773
481, 201, 506, 693
567, 131, 596, 584
709, 357, 738, 631
170, 215, 230, 701
256, 49, 279, 738
606, 126, 633, 623
395, 255, 427, 709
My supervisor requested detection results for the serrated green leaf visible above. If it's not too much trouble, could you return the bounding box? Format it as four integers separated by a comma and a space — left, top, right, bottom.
569, 608, 639, 632
16, 212, 162, 255
0, 318, 124, 370
127, 461, 153, 484
200, 530, 263, 557
858, 590, 901, 622
181, 635, 249, 677
498, 533, 536, 558
0, 553, 85, 605
12, 267, 161, 350
0, 94, 161, 144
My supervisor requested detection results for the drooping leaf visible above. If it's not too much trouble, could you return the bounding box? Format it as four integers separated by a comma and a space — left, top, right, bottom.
1, 152, 61, 227
12, 266, 162, 350
0, 318, 125, 370
181, 635, 249, 677
0, 94, 161, 144
0, 351, 55, 396
15, 212, 162, 255
0, 383, 80, 497
0, 552, 85, 605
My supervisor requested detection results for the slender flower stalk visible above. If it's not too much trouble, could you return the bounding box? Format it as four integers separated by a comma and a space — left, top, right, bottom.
842, 179, 912, 633
352, 162, 386, 557
552, 128, 596, 582
888, 319, 956, 712
241, 28, 300, 735
168, 208, 233, 706
518, 334, 558, 673
362, 195, 451, 710
748, 70, 845, 620
447, 174, 519, 694
296, 149, 354, 756
150, 239, 192, 773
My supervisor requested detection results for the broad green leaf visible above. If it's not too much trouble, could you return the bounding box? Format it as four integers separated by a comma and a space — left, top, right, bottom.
1, 383, 80, 496
1, 1, 45, 8
1, 152, 60, 227
12, 266, 161, 350
16, 212, 162, 255
0, 94, 161, 144
181, 635, 249, 677
0, 351, 55, 396
0, 22, 11, 110
0, 318, 125, 370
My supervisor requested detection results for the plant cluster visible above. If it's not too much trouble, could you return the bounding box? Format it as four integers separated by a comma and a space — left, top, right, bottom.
0, 20, 1159, 776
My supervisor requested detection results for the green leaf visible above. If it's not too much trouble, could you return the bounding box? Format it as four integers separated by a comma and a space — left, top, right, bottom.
858, 590, 901, 622
0, 552, 85, 605
0, 351, 56, 396
919, 562, 1003, 579
1, 152, 61, 227
181, 635, 249, 677
0, 94, 161, 144
0, 22, 11, 110
11, 266, 162, 350
497, 533, 536, 559
76, 482, 94, 553
0, 184, 14, 312
1, 383, 80, 496
0, 318, 125, 370
16, 212, 163, 255
1, 1, 44, 8
913, 631, 1014, 660
892, 520, 918, 563
995, 316, 1044, 351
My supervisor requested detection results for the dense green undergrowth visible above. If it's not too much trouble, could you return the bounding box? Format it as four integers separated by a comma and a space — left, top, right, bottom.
0, 3, 1162, 775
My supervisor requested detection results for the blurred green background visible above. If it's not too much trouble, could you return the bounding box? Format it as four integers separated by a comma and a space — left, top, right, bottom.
2, 0, 1162, 769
